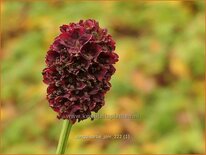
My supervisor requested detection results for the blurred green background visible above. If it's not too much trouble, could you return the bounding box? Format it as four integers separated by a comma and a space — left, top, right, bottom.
1, 0, 205, 154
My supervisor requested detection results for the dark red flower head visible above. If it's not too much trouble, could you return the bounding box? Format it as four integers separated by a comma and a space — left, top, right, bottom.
42, 19, 118, 123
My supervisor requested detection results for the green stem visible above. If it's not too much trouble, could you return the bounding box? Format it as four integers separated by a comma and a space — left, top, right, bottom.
56, 120, 72, 154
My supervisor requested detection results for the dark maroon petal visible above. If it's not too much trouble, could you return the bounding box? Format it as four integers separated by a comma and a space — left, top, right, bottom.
47, 84, 56, 94
97, 52, 118, 65
92, 101, 105, 113
46, 50, 60, 66
87, 86, 99, 95
88, 63, 107, 81
102, 81, 111, 92
79, 34, 92, 46
88, 102, 96, 110
69, 105, 81, 115
81, 43, 102, 60
76, 81, 86, 90
71, 56, 90, 69
92, 92, 104, 102
60, 50, 71, 63
42, 67, 60, 84
105, 65, 116, 81
59, 33, 80, 52
60, 25, 69, 33
50, 39, 66, 52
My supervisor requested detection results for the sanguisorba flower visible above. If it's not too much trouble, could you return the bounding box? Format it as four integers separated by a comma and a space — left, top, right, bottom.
42, 19, 118, 124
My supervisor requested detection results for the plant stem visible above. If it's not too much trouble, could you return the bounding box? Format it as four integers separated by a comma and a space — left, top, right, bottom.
56, 120, 72, 154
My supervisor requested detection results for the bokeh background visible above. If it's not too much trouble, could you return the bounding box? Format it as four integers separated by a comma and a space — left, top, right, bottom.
1, 0, 205, 154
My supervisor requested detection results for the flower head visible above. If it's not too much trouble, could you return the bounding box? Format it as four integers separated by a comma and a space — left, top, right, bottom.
42, 19, 118, 123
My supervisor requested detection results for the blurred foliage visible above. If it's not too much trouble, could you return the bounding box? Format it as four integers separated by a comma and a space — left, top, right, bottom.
1, 0, 205, 154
